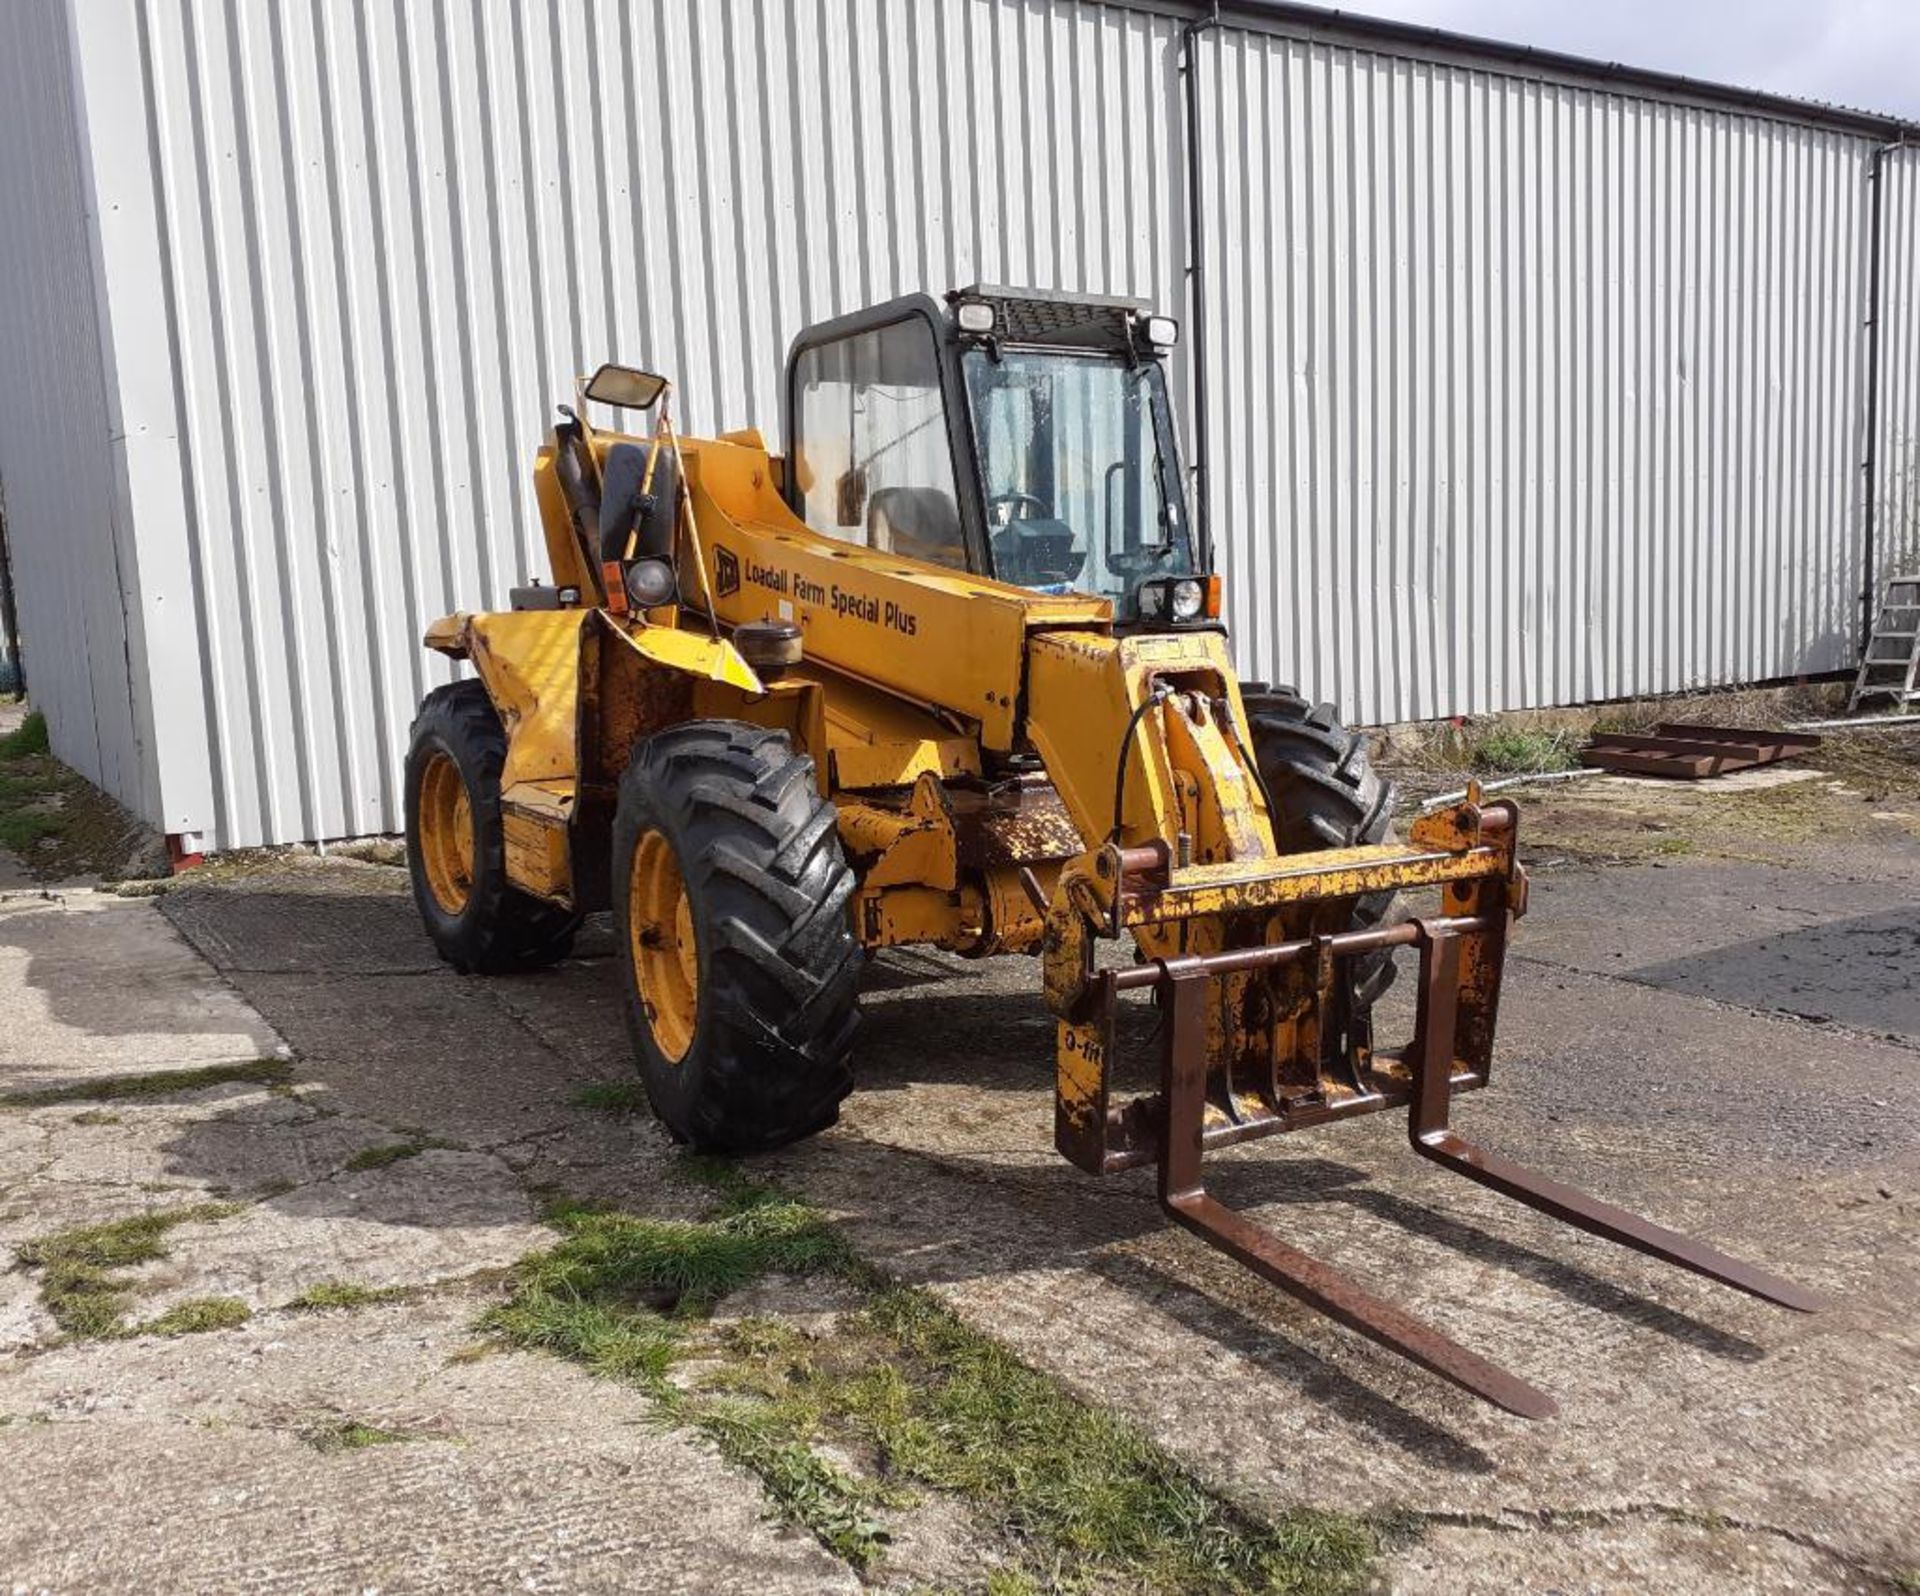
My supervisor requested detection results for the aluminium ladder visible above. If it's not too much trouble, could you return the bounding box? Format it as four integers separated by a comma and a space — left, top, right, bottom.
1849, 574, 1920, 712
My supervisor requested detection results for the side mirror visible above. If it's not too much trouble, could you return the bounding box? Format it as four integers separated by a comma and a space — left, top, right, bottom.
834, 464, 868, 529
584, 363, 668, 412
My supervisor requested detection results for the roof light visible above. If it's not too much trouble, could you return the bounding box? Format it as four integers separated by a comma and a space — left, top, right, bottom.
1145, 315, 1179, 348
955, 300, 996, 334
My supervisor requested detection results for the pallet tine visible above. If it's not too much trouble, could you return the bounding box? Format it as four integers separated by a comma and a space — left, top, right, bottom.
1157, 969, 1558, 1420
1407, 931, 1826, 1314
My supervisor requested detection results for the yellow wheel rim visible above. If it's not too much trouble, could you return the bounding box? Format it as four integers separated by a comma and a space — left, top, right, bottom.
629, 829, 700, 1063
418, 750, 476, 914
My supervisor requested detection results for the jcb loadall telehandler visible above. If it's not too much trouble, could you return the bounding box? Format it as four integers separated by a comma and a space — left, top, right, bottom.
407, 288, 1818, 1416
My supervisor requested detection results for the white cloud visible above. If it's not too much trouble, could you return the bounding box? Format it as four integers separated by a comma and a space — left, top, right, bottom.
1339, 0, 1920, 121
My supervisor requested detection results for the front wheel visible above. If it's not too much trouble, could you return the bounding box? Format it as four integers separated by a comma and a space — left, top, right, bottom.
613, 721, 861, 1153
1241, 685, 1403, 1007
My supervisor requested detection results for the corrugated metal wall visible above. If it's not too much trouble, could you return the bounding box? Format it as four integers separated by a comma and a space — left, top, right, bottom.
71, 0, 1184, 849
1878, 147, 1920, 590
25, 0, 1920, 846
1201, 24, 1876, 724
0, 0, 154, 812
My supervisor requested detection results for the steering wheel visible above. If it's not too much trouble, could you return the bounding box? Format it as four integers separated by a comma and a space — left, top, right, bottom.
988, 490, 1050, 527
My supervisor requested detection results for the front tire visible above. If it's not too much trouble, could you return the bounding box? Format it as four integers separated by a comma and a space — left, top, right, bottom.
613, 721, 860, 1153
405, 680, 581, 974
1241, 685, 1402, 1005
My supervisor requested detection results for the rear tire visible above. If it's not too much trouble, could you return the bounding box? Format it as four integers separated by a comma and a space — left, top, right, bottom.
1241, 685, 1402, 1005
613, 720, 860, 1153
405, 681, 581, 974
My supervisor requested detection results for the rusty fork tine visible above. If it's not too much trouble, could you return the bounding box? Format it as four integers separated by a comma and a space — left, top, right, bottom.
1410, 930, 1827, 1314
1159, 968, 1558, 1420
1162, 1192, 1560, 1419
1409, 1131, 1828, 1313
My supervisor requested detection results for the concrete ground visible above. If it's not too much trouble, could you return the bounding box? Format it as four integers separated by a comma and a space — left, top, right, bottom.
0, 766, 1914, 1592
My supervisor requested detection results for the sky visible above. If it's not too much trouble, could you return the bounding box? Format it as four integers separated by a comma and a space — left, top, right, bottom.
1333, 0, 1920, 122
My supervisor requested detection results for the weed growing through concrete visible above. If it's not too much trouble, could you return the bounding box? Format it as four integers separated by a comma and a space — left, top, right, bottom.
343, 1134, 461, 1172
484, 1161, 1376, 1593
16, 1203, 244, 1338
286, 1280, 412, 1312
302, 1419, 418, 1454
0, 1059, 293, 1109
571, 1080, 651, 1115
136, 1296, 251, 1336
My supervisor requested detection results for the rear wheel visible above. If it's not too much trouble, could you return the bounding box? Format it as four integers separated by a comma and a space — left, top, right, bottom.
1241, 685, 1402, 1005
405, 681, 581, 974
613, 720, 860, 1153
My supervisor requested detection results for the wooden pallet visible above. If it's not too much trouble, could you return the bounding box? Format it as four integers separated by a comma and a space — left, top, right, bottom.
1581, 723, 1823, 780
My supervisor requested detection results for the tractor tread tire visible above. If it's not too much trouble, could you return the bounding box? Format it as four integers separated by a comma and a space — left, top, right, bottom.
1242, 685, 1402, 1006
614, 720, 860, 1154
405, 680, 582, 975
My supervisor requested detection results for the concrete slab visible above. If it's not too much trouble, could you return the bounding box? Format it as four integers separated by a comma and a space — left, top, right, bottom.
160, 873, 442, 975
0, 1294, 857, 1595
1600, 765, 1828, 793
0, 894, 286, 1090
1522, 862, 1920, 1044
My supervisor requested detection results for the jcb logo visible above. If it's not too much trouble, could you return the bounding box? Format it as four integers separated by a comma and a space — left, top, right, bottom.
715, 546, 740, 598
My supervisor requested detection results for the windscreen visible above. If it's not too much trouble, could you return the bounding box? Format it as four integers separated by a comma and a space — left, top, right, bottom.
962, 349, 1191, 600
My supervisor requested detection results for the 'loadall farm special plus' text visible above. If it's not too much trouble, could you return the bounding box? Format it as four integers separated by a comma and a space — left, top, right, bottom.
404, 288, 1822, 1417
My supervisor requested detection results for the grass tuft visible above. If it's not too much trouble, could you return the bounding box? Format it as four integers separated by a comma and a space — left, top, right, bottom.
694, 1397, 894, 1565
483, 1167, 1376, 1593
0, 810, 60, 852
0, 1058, 292, 1109
136, 1296, 251, 1336
302, 1418, 417, 1454
16, 1203, 244, 1339
285, 1279, 411, 1313
0, 712, 49, 760
814, 1287, 1373, 1594
343, 1134, 460, 1172
1465, 726, 1583, 775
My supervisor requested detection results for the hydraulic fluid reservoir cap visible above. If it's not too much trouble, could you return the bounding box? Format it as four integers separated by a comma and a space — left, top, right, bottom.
736, 618, 804, 680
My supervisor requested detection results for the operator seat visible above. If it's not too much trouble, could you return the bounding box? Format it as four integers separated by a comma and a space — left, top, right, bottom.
866, 487, 967, 572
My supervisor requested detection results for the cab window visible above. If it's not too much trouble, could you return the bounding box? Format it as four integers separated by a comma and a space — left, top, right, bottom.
791, 319, 968, 572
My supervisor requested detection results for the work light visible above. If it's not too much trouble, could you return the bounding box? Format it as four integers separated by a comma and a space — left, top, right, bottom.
624, 557, 677, 610
955, 300, 995, 333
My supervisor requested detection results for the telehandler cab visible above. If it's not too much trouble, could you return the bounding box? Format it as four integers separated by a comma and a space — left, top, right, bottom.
406, 286, 1819, 1416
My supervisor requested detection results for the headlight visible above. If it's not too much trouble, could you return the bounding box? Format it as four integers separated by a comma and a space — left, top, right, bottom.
624, 557, 678, 609
1135, 575, 1216, 624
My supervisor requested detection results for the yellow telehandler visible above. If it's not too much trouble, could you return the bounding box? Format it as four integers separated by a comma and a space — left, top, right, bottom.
406, 287, 1818, 1416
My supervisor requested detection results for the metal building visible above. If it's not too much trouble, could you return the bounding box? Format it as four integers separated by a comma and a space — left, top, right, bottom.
1, 0, 1916, 853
